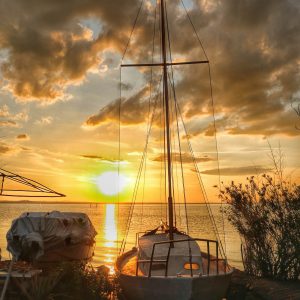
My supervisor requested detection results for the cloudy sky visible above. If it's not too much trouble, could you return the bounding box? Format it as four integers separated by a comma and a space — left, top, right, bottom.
0, 0, 299, 203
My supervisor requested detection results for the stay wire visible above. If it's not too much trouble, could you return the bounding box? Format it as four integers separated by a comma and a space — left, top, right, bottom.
181, 0, 227, 257
165, 2, 189, 235
117, 66, 122, 255
119, 0, 145, 256
141, 0, 158, 226
121, 75, 163, 253
121, 0, 145, 61
175, 99, 227, 259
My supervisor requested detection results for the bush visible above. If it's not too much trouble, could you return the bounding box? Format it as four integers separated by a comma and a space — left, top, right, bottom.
54, 263, 114, 300
220, 175, 300, 280
28, 262, 116, 300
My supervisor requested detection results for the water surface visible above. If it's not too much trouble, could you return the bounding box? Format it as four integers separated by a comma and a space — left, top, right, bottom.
0, 203, 243, 271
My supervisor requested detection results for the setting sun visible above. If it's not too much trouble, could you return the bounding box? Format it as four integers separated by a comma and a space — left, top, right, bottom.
95, 171, 129, 196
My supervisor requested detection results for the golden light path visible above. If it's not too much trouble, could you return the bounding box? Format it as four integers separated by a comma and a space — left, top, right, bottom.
103, 204, 118, 274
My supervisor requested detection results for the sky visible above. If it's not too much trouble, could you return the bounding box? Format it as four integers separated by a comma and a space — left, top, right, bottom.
0, 0, 299, 203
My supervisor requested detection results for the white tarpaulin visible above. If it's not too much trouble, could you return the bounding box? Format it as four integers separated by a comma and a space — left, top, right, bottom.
7, 211, 97, 262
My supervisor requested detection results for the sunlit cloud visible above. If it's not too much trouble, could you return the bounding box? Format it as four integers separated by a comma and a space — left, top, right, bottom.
35, 116, 53, 126
16, 134, 30, 141
201, 166, 272, 176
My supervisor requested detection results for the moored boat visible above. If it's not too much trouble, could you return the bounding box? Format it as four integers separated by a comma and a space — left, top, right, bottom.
7, 211, 96, 263
115, 0, 233, 299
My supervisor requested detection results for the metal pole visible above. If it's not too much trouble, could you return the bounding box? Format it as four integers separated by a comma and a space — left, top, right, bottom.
161, 0, 174, 241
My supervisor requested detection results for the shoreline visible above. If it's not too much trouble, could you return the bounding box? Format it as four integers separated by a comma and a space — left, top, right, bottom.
228, 269, 300, 300
0, 200, 225, 205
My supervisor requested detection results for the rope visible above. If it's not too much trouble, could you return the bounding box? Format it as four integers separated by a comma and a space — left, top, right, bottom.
120, 75, 163, 254
121, 0, 145, 61
165, 2, 189, 235
168, 71, 189, 235
180, 0, 227, 257
117, 66, 122, 256
141, 1, 157, 226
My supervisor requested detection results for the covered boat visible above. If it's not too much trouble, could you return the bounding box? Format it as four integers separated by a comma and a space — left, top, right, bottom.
7, 211, 96, 262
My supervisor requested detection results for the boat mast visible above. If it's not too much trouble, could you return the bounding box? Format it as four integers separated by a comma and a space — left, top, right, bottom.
161, 0, 174, 240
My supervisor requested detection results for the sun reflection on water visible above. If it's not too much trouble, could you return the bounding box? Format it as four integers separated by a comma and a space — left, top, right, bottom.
103, 204, 117, 274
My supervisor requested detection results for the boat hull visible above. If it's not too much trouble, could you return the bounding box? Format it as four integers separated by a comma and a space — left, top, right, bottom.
37, 243, 95, 263
119, 272, 232, 300
116, 249, 233, 300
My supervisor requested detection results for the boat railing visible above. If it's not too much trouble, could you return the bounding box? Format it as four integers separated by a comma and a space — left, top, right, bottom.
136, 238, 225, 278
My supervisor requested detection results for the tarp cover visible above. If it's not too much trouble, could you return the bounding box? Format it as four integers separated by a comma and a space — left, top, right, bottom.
7, 211, 97, 261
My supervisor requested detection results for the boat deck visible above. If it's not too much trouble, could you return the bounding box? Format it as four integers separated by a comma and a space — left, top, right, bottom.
120, 249, 230, 277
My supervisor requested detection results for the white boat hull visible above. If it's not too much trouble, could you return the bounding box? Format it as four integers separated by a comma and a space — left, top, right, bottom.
119, 271, 232, 300
116, 248, 233, 300
37, 243, 95, 262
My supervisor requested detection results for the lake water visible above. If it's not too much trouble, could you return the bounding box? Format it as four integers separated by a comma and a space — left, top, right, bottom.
0, 203, 243, 271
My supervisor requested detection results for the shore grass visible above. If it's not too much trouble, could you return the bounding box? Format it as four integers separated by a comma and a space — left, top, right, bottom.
221, 174, 300, 280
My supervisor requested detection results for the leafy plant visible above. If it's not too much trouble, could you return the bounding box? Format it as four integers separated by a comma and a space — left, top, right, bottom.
26, 262, 116, 300
52, 262, 114, 300
220, 175, 300, 280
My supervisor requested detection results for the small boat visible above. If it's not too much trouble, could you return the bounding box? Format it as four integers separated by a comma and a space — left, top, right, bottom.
0, 168, 96, 263
116, 0, 233, 299
7, 211, 96, 263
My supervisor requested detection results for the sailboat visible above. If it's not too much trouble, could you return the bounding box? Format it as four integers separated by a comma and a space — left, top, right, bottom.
116, 1, 233, 299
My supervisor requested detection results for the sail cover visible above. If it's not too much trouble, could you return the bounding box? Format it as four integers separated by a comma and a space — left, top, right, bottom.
7, 211, 97, 261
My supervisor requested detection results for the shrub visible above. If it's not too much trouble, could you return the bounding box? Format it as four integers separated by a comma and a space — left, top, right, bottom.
220, 175, 300, 280
28, 262, 116, 300
53, 263, 114, 300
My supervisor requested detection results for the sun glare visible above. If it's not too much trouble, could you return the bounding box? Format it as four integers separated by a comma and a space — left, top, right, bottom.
95, 171, 128, 196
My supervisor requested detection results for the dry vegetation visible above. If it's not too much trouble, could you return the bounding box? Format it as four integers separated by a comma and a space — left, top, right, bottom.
220, 173, 300, 280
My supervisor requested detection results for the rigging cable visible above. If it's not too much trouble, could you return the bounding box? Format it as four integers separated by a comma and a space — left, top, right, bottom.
141, 0, 158, 227
165, 2, 189, 235
119, 0, 146, 254
121, 0, 145, 61
117, 66, 122, 255
180, 0, 227, 257
120, 75, 163, 253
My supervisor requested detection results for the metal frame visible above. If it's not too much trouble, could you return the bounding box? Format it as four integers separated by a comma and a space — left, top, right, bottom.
0, 168, 65, 198
135, 237, 224, 278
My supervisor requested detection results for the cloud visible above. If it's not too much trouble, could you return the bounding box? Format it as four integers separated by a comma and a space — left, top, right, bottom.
0, 0, 299, 138
201, 166, 272, 176
82, 0, 299, 138
35, 116, 53, 125
83, 87, 150, 127
0, 104, 29, 127
0, 120, 18, 127
152, 152, 215, 164
80, 154, 126, 164
0, 142, 18, 155
16, 134, 30, 140
0, 104, 9, 117
0, 0, 145, 103
170, 0, 300, 137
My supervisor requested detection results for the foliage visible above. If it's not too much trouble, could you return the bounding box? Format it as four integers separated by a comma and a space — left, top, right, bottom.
28, 262, 116, 300
220, 174, 300, 280
53, 263, 114, 300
